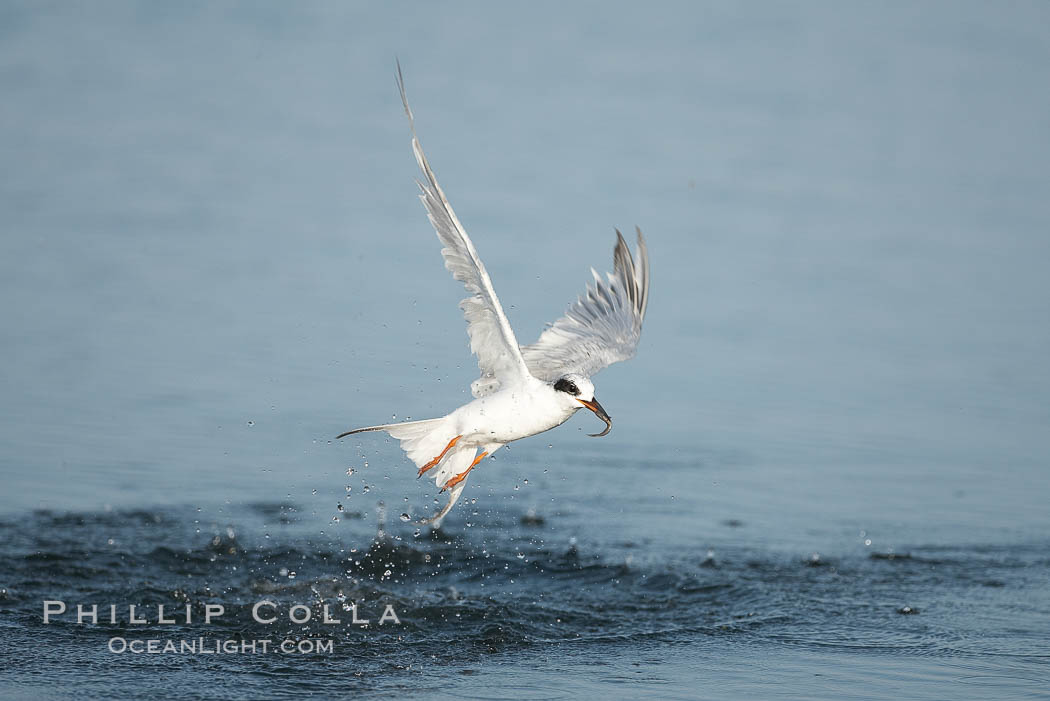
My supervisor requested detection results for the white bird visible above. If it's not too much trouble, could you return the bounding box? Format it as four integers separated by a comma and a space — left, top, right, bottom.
338, 64, 650, 523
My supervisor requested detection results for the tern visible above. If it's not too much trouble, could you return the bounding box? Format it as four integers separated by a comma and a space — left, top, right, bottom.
338, 65, 650, 523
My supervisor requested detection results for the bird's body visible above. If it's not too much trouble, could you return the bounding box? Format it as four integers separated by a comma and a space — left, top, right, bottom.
454, 379, 573, 444
339, 64, 650, 523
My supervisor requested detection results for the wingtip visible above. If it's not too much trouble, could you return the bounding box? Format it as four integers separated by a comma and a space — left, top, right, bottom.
612, 228, 631, 270
633, 226, 650, 319
633, 226, 649, 272
395, 58, 413, 124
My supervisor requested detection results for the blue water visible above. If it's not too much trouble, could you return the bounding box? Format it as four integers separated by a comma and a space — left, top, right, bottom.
2, 2, 1049, 698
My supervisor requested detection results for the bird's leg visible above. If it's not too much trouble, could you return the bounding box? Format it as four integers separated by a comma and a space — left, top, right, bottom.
417, 435, 461, 478
440, 450, 488, 492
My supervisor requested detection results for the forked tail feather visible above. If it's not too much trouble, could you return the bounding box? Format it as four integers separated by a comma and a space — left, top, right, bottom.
336, 417, 442, 441
336, 415, 471, 523
337, 416, 457, 480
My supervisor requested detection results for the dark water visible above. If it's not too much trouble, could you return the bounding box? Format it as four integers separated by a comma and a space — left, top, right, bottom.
2, 1, 1050, 698
3, 499, 1049, 698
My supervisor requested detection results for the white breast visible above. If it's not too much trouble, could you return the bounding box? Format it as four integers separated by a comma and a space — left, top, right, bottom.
451, 381, 578, 444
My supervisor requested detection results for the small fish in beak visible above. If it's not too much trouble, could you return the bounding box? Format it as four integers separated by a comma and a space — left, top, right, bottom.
577, 397, 612, 437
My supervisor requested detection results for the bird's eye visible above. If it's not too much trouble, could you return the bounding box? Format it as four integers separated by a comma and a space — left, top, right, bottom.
554, 378, 580, 396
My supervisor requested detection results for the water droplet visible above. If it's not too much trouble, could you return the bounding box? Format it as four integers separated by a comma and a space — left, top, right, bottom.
279, 567, 289, 577
363, 485, 370, 493
247, 420, 254, 426
523, 479, 528, 485
399, 513, 410, 522
864, 539, 872, 546
470, 498, 477, 504
332, 516, 340, 522
337, 503, 344, 512
516, 552, 525, 559
383, 569, 392, 577
346, 467, 355, 476
413, 529, 421, 538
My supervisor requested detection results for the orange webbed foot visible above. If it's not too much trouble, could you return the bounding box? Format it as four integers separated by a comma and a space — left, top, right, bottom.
418, 435, 461, 478
440, 450, 488, 492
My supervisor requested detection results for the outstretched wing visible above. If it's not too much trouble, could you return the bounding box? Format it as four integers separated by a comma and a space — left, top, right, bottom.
396, 63, 531, 392
519, 228, 650, 382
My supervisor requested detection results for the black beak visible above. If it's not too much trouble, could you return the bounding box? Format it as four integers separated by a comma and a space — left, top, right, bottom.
577, 397, 612, 437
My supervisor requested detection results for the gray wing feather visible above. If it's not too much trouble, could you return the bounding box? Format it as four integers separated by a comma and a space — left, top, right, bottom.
396, 63, 531, 392
519, 228, 650, 382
